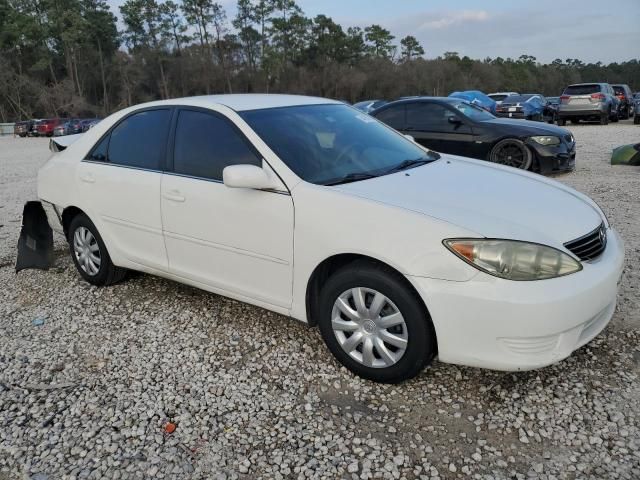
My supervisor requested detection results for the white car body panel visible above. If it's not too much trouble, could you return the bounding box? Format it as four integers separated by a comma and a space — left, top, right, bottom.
37, 94, 625, 372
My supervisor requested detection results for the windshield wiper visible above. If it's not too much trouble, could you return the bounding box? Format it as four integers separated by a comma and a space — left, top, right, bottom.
324, 172, 380, 186
384, 154, 440, 174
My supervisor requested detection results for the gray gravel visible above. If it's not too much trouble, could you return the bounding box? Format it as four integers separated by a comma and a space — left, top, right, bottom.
1, 122, 639, 479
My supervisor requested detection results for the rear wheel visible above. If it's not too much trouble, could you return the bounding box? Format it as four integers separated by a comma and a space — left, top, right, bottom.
600, 112, 609, 125
67, 213, 127, 286
634, 114, 640, 125
620, 107, 629, 120
489, 138, 533, 170
570, 119, 580, 124
317, 261, 436, 383
557, 118, 566, 126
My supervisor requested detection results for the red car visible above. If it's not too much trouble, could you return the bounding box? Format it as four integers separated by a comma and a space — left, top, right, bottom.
36, 118, 65, 137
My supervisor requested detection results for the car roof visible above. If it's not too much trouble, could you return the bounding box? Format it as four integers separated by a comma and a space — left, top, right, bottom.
128, 94, 342, 112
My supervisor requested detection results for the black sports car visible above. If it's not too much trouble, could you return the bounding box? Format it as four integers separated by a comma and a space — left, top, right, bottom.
371, 97, 575, 174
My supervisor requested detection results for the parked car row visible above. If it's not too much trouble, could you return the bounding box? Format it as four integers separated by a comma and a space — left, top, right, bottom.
13, 117, 101, 137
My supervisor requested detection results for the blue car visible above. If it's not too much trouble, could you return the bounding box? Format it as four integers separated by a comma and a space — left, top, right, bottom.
496, 94, 555, 123
448, 91, 497, 114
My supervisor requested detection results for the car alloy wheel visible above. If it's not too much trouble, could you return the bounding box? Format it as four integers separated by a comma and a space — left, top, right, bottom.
331, 287, 408, 368
73, 226, 101, 276
489, 139, 532, 170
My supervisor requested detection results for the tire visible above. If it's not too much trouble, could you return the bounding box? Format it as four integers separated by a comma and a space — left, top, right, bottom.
557, 118, 566, 126
610, 108, 619, 123
488, 138, 533, 170
570, 119, 580, 124
620, 107, 629, 120
634, 115, 640, 125
317, 260, 437, 383
67, 213, 127, 286
600, 113, 609, 125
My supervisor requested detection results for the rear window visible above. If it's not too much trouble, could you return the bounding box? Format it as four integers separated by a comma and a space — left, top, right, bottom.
489, 94, 509, 102
612, 86, 625, 95
563, 84, 601, 95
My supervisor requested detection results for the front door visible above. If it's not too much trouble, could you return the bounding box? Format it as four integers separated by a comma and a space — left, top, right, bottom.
160, 107, 294, 309
404, 102, 475, 156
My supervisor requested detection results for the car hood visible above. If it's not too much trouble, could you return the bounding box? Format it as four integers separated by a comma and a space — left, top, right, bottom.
481, 117, 567, 136
334, 156, 602, 247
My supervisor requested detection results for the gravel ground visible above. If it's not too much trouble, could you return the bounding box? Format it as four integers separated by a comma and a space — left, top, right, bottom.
1, 122, 639, 480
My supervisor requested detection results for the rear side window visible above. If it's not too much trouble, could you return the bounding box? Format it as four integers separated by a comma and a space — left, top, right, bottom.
563, 84, 601, 95
374, 105, 405, 130
173, 109, 261, 181
106, 109, 171, 170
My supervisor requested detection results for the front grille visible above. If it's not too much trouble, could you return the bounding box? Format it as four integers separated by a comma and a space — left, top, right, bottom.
564, 223, 607, 261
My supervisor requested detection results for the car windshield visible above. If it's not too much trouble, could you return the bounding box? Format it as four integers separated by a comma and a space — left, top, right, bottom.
450, 101, 495, 121
240, 104, 439, 185
489, 94, 510, 101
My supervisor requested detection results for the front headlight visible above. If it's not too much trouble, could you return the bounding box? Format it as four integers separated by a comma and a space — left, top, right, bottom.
443, 239, 582, 280
530, 135, 560, 146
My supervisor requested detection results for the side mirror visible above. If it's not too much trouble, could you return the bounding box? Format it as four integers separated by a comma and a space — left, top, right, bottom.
223, 164, 279, 190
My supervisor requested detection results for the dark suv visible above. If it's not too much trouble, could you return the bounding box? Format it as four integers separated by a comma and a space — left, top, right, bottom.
612, 84, 635, 120
557, 83, 618, 125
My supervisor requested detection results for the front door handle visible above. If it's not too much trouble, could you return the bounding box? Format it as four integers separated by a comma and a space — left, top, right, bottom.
80, 173, 95, 183
163, 190, 185, 203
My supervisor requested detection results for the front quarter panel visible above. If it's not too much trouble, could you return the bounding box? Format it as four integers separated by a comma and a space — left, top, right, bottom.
289, 182, 480, 322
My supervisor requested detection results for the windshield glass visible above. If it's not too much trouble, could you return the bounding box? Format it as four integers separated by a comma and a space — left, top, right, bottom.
240, 104, 438, 185
489, 94, 509, 101
450, 101, 495, 121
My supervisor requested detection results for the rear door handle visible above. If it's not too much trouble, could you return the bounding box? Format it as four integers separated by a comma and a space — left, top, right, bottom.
80, 173, 95, 183
163, 190, 185, 203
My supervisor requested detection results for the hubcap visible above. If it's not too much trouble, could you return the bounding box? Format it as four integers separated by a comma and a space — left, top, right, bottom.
73, 226, 101, 276
331, 287, 408, 369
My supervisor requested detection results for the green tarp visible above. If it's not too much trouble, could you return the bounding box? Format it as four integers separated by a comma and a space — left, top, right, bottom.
611, 143, 640, 166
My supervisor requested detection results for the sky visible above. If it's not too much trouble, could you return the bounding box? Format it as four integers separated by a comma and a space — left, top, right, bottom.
106, 0, 640, 64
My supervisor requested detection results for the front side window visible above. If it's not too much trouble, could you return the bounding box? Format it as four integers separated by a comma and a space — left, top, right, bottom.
173, 110, 261, 181
374, 105, 405, 130
240, 104, 438, 185
406, 103, 453, 130
107, 109, 171, 170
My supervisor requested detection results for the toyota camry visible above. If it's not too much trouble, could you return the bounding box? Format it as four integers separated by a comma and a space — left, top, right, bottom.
32, 94, 624, 383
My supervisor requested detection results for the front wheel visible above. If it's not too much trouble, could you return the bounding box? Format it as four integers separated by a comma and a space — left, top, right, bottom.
489, 138, 533, 170
68, 213, 127, 286
317, 261, 436, 383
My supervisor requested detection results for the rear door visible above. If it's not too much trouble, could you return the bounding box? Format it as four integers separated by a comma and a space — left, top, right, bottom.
77, 108, 172, 271
160, 107, 294, 309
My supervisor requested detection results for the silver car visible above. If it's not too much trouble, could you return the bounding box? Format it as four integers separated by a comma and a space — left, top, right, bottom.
557, 83, 618, 125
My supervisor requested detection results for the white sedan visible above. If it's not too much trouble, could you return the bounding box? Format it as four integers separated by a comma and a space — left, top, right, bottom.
37, 94, 624, 383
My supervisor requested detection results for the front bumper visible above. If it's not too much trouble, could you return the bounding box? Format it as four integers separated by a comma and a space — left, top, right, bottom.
409, 228, 624, 371
526, 138, 576, 174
